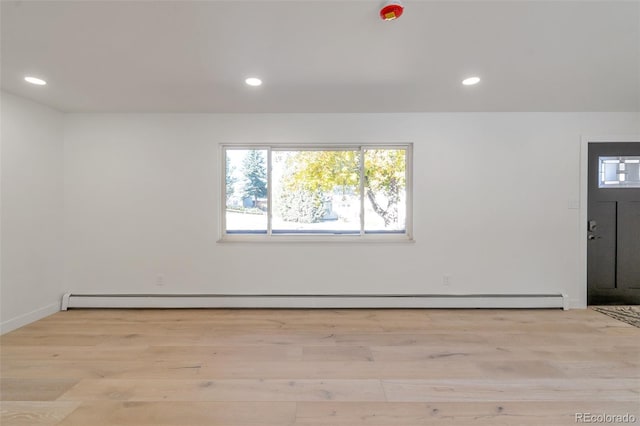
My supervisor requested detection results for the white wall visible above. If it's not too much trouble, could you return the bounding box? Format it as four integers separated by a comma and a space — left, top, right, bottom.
0, 100, 635, 331
1, 92, 65, 332
63, 112, 639, 309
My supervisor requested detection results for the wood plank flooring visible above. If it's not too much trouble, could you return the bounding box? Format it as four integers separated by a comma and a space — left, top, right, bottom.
1, 308, 639, 425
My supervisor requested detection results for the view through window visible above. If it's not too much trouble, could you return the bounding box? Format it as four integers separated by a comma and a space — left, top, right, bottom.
223, 145, 411, 238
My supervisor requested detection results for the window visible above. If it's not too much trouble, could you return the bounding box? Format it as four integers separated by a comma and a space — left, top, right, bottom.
599, 156, 640, 188
222, 145, 412, 240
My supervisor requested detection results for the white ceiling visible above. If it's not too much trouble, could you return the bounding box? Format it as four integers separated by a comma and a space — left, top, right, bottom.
2, 0, 639, 113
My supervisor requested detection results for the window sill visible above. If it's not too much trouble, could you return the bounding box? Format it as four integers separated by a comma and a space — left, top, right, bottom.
217, 235, 415, 244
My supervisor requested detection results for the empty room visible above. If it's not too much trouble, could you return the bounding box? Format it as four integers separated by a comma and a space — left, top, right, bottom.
1, 0, 639, 425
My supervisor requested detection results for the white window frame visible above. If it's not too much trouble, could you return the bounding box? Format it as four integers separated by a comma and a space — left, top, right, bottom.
219, 143, 413, 242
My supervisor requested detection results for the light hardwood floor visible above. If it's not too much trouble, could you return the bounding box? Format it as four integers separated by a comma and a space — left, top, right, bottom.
1, 308, 639, 425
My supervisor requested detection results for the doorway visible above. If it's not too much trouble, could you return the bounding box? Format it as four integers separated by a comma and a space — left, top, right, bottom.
587, 142, 640, 304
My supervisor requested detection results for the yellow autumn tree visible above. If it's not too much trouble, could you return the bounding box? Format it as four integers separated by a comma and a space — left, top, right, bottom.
279, 149, 405, 225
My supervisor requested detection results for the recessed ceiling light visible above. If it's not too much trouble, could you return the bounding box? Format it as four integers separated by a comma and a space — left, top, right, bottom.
462, 76, 480, 86
245, 77, 262, 87
24, 76, 47, 85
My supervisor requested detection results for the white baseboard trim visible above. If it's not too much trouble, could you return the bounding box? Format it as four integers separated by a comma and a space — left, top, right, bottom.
566, 297, 586, 310
62, 293, 567, 310
0, 302, 60, 335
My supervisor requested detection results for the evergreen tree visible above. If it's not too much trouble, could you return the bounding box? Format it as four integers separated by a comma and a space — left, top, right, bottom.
225, 155, 237, 203
241, 150, 267, 208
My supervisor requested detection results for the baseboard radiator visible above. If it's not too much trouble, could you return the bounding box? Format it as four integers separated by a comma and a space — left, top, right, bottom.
62, 293, 568, 310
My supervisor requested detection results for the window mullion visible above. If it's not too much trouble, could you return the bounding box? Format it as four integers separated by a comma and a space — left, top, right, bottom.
221, 147, 227, 237
406, 147, 413, 239
267, 147, 273, 236
359, 147, 365, 236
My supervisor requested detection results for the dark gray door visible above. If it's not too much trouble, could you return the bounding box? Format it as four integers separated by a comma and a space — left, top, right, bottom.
587, 142, 640, 305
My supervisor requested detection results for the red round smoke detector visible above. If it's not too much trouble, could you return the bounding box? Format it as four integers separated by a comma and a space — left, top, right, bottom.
380, 1, 404, 21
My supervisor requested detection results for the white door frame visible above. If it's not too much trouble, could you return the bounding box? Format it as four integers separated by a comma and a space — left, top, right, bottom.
578, 135, 640, 308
